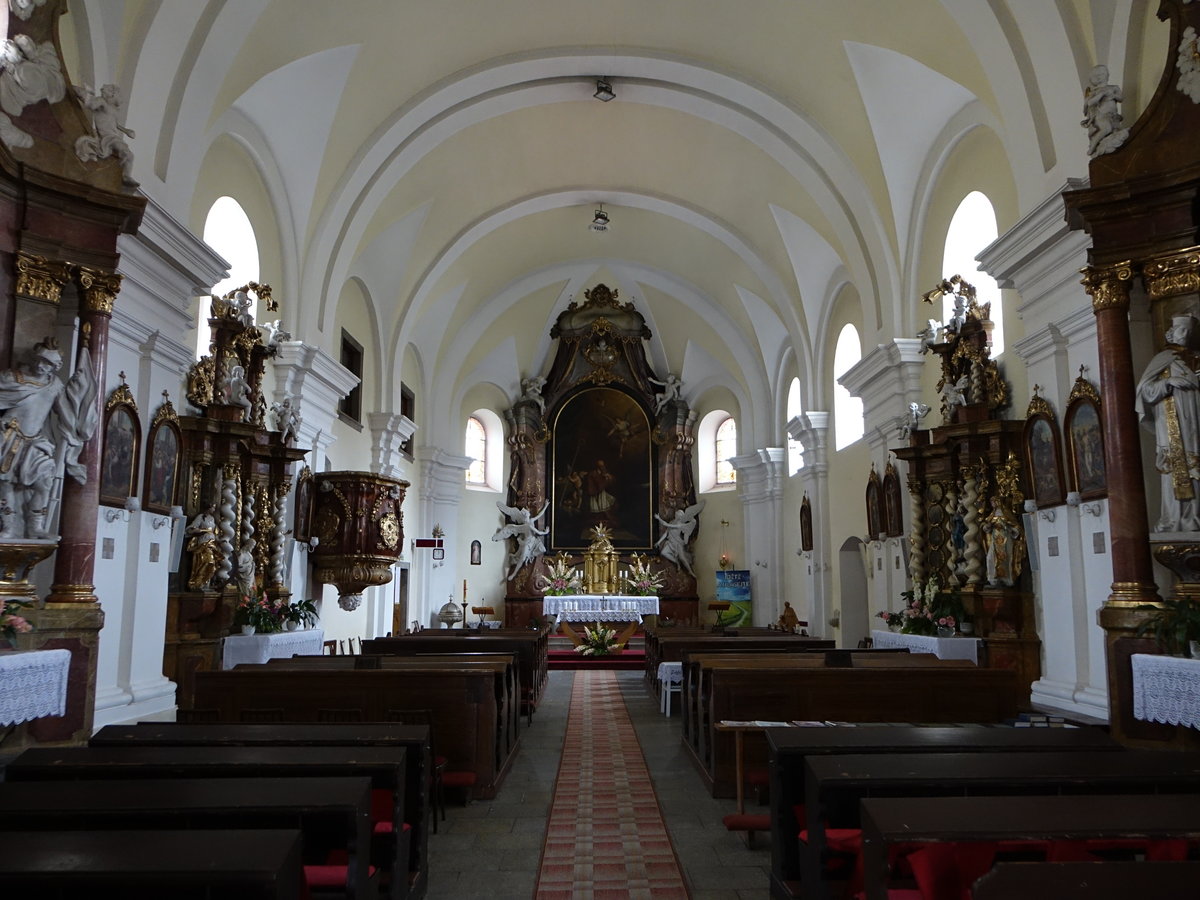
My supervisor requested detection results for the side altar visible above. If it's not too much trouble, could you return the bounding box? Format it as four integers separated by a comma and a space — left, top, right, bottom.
496, 284, 702, 628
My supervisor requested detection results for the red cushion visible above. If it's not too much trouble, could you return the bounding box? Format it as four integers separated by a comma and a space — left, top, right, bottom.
372, 821, 415, 834
304, 864, 376, 887
722, 813, 771, 832
1147, 839, 1188, 861
370, 788, 393, 823
799, 827, 862, 854
746, 767, 769, 786
906, 844, 959, 900
441, 770, 477, 787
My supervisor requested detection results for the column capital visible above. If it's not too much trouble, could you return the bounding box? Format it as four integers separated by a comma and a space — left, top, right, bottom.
1080, 262, 1134, 313
75, 266, 123, 315
14, 252, 71, 304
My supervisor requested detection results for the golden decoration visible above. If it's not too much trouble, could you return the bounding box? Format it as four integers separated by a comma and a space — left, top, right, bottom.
15, 253, 70, 304
314, 507, 341, 546
190, 462, 205, 510
186, 355, 216, 409
105, 372, 138, 413
150, 391, 179, 428
1080, 262, 1134, 312
1025, 385, 1053, 419
1142, 247, 1200, 300
994, 451, 1025, 510
379, 512, 401, 550
1068, 367, 1101, 405
75, 266, 122, 314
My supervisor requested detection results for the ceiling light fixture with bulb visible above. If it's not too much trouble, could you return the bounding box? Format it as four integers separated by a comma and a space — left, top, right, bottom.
593, 78, 615, 102
589, 204, 610, 233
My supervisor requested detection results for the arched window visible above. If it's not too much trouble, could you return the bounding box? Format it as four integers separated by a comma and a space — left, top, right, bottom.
465, 416, 487, 485
715, 417, 737, 485
200, 197, 260, 359
833, 324, 864, 450
943, 191, 1003, 355
786, 376, 804, 474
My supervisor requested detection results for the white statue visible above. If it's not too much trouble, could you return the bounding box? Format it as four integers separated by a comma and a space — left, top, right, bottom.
519, 375, 546, 415
259, 319, 291, 351
649, 373, 682, 416
1137, 314, 1200, 532
943, 374, 969, 416
1081, 64, 1129, 158
11, 0, 50, 22
232, 289, 254, 328
899, 401, 931, 441
917, 319, 941, 354
947, 294, 967, 334
271, 397, 301, 445
0, 33, 63, 116
655, 499, 705, 577
234, 543, 257, 597
218, 362, 252, 417
492, 501, 549, 581
0, 337, 97, 539
72, 83, 138, 186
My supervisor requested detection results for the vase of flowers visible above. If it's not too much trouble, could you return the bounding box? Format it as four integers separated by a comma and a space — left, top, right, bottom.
1, 598, 33, 647
539, 553, 582, 596
282, 597, 319, 631
898, 577, 967, 637
622, 553, 663, 596
575, 622, 621, 656
875, 610, 904, 632
233, 590, 284, 635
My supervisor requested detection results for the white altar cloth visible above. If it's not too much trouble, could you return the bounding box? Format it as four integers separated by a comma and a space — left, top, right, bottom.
543, 595, 659, 625
222, 627, 326, 670
657, 661, 684, 716
870, 629, 982, 664
0, 648, 70, 725
1132, 653, 1200, 730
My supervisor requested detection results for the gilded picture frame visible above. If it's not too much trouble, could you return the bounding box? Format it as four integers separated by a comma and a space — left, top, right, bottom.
1065, 387, 1106, 500
99, 381, 140, 508
1023, 394, 1066, 508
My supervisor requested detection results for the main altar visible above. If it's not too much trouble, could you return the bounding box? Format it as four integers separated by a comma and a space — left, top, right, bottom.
496, 284, 703, 627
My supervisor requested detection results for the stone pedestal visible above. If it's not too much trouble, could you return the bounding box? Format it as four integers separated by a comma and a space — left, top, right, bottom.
11, 605, 104, 747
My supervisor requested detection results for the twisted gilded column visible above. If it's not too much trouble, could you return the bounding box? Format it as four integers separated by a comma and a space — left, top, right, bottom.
962, 466, 984, 585
907, 480, 925, 585
47, 267, 121, 606
1082, 263, 1159, 607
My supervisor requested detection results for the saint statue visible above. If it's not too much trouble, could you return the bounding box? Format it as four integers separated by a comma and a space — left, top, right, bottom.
185, 507, 221, 590
982, 498, 1025, 587
1137, 314, 1200, 532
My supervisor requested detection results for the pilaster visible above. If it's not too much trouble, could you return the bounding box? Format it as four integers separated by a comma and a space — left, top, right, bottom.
416, 447, 472, 627
794, 412, 832, 635
369, 412, 417, 481
730, 447, 786, 625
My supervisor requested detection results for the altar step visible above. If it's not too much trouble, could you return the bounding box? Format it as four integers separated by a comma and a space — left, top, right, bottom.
548, 648, 646, 671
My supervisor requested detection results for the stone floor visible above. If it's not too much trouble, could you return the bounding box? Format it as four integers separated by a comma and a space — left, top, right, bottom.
426, 669, 769, 899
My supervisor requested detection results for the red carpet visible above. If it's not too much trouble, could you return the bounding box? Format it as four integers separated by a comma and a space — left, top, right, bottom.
535, 670, 689, 898
548, 648, 646, 671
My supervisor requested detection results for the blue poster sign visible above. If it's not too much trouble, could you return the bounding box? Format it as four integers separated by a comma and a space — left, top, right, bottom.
715, 569, 751, 626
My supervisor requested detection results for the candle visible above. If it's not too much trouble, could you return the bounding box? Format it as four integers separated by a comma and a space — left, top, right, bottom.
463, 579, 467, 600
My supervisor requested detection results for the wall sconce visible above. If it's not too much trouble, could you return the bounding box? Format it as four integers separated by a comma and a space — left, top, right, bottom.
1039, 509, 1057, 523
105, 496, 141, 523
593, 78, 614, 102
151, 516, 169, 530
1080, 502, 1103, 517
300, 536, 319, 552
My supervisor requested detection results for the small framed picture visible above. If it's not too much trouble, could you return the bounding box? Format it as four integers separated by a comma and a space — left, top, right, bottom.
1064, 379, 1106, 500
1024, 398, 1066, 508
865, 468, 883, 539
800, 495, 813, 552
100, 382, 140, 508
883, 461, 904, 537
470, 540, 482, 565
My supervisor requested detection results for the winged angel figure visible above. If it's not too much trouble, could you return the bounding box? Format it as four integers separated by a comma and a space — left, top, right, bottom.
655, 499, 706, 576
492, 501, 550, 582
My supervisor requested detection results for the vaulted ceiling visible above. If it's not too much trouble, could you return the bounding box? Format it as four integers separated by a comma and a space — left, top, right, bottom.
65, 1, 1165, 448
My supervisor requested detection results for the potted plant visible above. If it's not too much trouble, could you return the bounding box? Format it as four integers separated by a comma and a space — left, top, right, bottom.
1136, 597, 1200, 657
574, 622, 620, 656
282, 597, 319, 631
622, 553, 664, 597
232, 591, 283, 635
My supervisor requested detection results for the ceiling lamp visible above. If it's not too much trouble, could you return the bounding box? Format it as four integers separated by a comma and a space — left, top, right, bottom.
593, 78, 615, 102
589, 204, 610, 233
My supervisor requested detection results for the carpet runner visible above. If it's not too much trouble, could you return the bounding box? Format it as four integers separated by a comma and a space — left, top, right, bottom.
535, 670, 689, 899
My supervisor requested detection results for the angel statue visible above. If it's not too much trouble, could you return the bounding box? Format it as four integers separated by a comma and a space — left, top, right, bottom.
655, 499, 706, 576
898, 401, 931, 441
492, 500, 550, 582
649, 373, 683, 416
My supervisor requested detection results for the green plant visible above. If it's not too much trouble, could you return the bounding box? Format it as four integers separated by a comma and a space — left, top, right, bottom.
898, 577, 968, 636
1136, 597, 1200, 657
283, 597, 319, 628
233, 591, 283, 633
538, 554, 582, 596
574, 622, 621, 656
622, 553, 663, 596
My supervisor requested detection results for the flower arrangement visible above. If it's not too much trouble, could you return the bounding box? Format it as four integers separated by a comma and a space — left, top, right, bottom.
539, 553, 582, 596
575, 622, 621, 656
897, 577, 967, 636
622, 552, 663, 596
875, 609, 904, 630
2, 598, 33, 644
233, 590, 284, 634
282, 597, 319, 629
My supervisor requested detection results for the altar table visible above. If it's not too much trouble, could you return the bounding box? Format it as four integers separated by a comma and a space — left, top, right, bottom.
221, 628, 326, 670
543, 595, 658, 626
870, 629, 981, 664
0, 648, 70, 725
1132, 652, 1200, 730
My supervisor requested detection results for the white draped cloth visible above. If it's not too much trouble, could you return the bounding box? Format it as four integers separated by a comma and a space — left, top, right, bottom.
542, 595, 659, 625
1132, 653, 1200, 730
222, 628, 326, 669
870, 629, 982, 664
0, 648, 70, 725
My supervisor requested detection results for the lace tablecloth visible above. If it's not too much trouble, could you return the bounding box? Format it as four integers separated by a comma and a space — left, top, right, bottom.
870, 629, 982, 664
1131, 653, 1200, 730
657, 661, 684, 716
0, 648, 70, 725
222, 628, 326, 669
543, 595, 659, 624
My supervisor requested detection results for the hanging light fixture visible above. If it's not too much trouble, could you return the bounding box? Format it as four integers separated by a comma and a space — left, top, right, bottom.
589, 204, 610, 232
593, 78, 615, 102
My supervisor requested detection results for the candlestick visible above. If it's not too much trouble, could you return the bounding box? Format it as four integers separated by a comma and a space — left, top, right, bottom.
463, 579, 467, 601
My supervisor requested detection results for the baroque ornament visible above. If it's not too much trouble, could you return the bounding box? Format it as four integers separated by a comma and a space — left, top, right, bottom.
1179, 26, 1200, 103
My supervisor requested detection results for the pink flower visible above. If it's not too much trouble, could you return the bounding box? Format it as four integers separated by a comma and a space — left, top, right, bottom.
6, 615, 31, 633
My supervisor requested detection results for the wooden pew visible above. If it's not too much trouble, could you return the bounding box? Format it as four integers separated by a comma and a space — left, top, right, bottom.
971, 860, 1200, 900
806, 751, 1200, 900
860, 795, 1200, 900
0, 777, 373, 900
190, 666, 510, 799
364, 631, 548, 725
5, 745, 409, 900
697, 663, 1018, 798
0, 828, 305, 899
645, 632, 833, 683
764, 724, 1121, 899
90, 722, 431, 899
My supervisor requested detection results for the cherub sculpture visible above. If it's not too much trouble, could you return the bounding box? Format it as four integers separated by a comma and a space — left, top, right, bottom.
492, 501, 550, 581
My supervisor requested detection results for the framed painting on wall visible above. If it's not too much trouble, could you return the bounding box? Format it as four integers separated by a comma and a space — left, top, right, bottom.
99, 379, 140, 508
142, 394, 181, 514
1065, 376, 1106, 499
865, 467, 883, 540
800, 494, 813, 552
883, 460, 904, 537
294, 466, 313, 542
1023, 392, 1066, 508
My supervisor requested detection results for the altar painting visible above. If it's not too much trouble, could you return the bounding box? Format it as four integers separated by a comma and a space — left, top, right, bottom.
550, 386, 653, 550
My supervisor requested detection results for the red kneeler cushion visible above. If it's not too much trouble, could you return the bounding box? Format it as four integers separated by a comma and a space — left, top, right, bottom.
906, 842, 998, 900
372, 821, 413, 834
370, 788, 394, 823
799, 827, 863, 854
304, 864, 377, 887
723, 813, 771, 832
